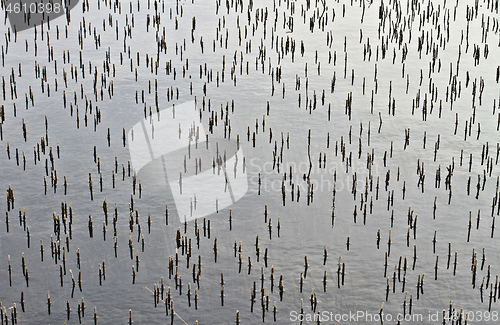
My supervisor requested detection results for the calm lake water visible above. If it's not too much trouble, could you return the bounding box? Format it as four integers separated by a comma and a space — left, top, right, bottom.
0, 0, 499, 324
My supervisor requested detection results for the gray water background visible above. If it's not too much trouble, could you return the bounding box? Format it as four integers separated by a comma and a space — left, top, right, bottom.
0, 0, 499, 324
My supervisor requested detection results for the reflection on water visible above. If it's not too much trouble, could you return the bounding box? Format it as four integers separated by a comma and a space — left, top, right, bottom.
0, 0, 499, 323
